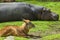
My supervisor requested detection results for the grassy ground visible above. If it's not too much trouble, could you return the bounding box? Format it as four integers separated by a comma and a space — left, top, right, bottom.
0, 1, 60, 40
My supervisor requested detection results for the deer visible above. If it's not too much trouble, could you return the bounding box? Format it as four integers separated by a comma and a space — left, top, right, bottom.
0, 19, 35, 38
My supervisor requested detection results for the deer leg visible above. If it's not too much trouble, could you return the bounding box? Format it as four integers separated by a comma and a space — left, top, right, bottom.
16, 29, 29, 38
10, 27, 18, 36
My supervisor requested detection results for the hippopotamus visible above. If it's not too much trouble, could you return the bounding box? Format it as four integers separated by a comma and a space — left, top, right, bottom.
0, 2, 59, 22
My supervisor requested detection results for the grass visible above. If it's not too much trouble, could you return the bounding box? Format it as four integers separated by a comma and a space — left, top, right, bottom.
0, 1, 60, 40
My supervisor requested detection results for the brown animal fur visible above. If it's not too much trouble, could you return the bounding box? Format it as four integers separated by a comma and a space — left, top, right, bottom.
0, 19, 35, 37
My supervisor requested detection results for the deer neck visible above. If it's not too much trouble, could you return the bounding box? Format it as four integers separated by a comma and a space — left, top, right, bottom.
21, 23, 26, 28
21, 23, 29, 33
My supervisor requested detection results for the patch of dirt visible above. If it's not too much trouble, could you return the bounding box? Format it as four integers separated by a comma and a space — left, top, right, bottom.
28, 23, 60, 40
26, 30, 42, 40
52, 38, 60, 40
49, 23, 60, 34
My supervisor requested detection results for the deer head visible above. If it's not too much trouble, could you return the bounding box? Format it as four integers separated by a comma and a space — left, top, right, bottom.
22, 19, 35, 29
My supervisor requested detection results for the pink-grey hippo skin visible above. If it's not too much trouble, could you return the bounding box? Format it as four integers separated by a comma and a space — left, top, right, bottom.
0, 2, 59, 22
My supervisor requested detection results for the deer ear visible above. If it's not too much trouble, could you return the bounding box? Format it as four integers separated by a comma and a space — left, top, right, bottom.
22, 19, 30, 23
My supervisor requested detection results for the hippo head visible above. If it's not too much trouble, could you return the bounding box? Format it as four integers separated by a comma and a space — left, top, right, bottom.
42, 8, 59, 21
32, 6, 59, 21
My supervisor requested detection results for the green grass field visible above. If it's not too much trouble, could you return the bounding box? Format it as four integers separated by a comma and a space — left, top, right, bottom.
0, 1, 60, 40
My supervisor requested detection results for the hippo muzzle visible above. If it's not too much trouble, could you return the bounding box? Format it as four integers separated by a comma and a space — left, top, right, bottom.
51, 12, 59, 21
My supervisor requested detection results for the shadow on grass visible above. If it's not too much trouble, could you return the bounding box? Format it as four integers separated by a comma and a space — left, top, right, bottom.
26, 35, 42, 39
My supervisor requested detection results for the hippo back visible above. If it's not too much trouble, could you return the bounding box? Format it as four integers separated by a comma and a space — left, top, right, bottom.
0, 2, 35, 22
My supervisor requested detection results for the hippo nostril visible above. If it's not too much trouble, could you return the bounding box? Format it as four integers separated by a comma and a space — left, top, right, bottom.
54, 14, 59, 21
51, 12, 59, 21
56, 14, 59, 20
